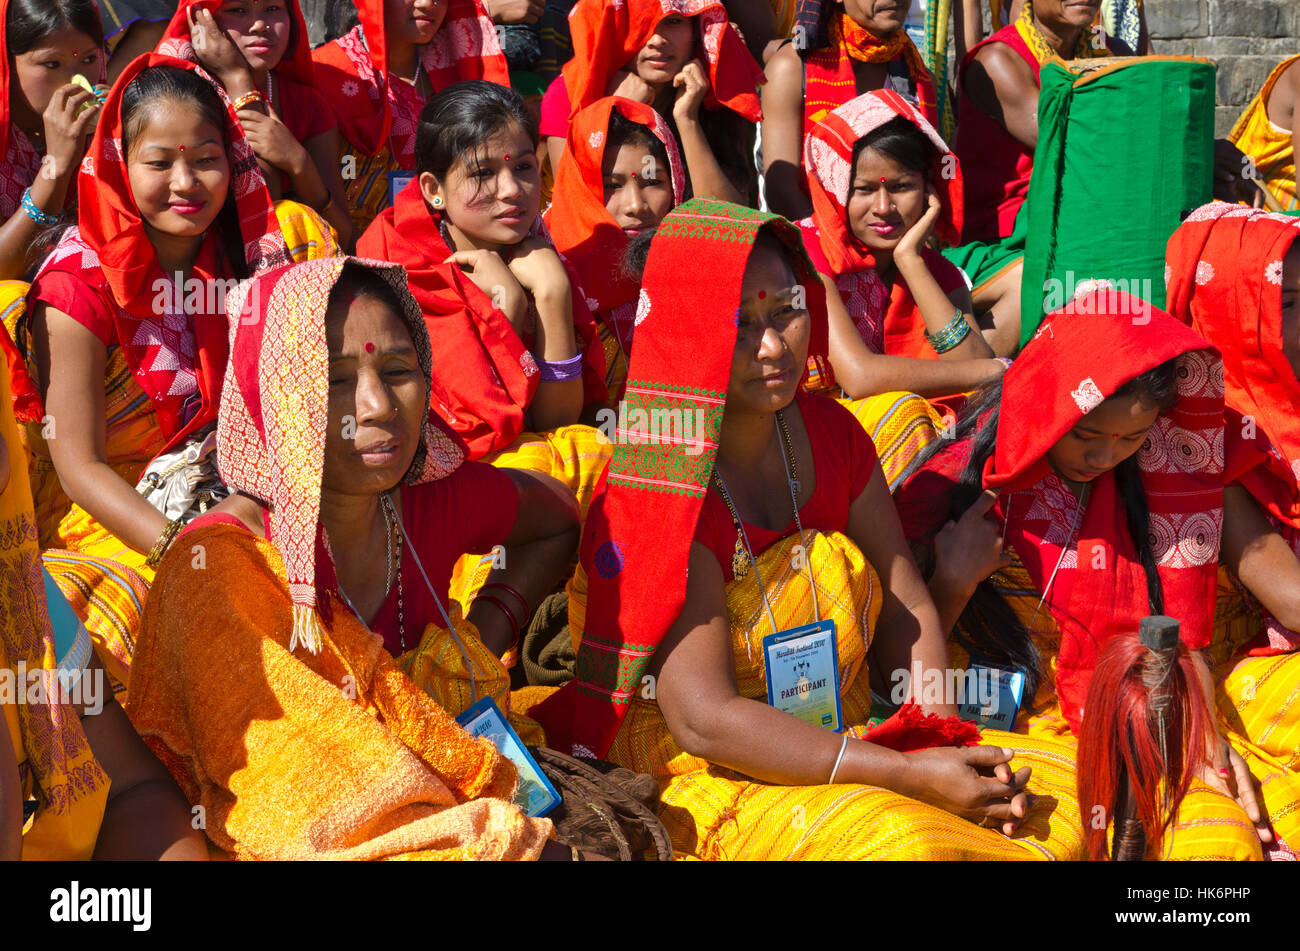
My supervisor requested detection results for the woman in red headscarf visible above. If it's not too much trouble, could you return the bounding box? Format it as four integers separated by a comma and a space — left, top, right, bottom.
157, 0, 355, 248
20, 54, 290, 583
545, 96, 684, 402
313, 0, 508, 235
0, 0, 105, 280
799, 91, 1010, 488
895, 288, 1266, 859
531, 199, 1089, 860
1165, 201, 1300, 858
358, 80, 606, 461
539, 0, 763, 207
761, 0, 947, 220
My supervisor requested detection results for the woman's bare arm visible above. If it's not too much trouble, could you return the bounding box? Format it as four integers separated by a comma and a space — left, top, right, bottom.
821, 272, 1005, 399
1222, 483, 1300, 632
759, 43, 812, 220
31, 303, 169, 553
304, 128, 356, 251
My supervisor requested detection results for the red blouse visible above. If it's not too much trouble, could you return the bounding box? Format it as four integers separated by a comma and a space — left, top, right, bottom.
695, 391, 878, 582
186, 461, 520, 657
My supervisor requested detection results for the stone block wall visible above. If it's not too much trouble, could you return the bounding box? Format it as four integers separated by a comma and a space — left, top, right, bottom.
1149, 0, 1298, 136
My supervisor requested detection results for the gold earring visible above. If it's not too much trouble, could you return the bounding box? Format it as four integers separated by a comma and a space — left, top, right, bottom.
431, 195, 445, 209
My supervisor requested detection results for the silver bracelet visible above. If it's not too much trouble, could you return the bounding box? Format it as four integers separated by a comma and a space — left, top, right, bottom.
827, 733, 850, 784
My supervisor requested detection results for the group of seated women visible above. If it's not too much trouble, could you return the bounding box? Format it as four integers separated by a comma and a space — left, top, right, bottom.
1, 0, 1297, 862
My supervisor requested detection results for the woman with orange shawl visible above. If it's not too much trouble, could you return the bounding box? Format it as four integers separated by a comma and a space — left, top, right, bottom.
0, 326, 205, 861
895, 287, 1266, 859
531, 199, 1087, 860
539, 0, 764, 207
157, 0, 355, 248
358, 80, 606, 461
20, 54, 290, 588
761, 0, 947, 220
1165, 201, 1300, 858
127, 256, 575, 860
546, 96, 684, 402
0, 0, 105, 281
800, 91, 1007, 486
313, 0, 508, 235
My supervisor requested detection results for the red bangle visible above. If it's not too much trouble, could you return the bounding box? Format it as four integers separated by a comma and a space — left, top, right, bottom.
476, 594, 521, 659
481, 582, 529, 618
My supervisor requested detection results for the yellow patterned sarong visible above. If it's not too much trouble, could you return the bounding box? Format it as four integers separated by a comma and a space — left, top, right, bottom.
582, 531, 1086, 859
1206, 568, 1300, 855
837, 391, 945, 491
967, 556, 1264, 859
1229, 54, 1300, 212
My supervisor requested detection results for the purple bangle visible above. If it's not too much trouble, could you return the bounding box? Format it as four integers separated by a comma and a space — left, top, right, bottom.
538, 353, 583, 382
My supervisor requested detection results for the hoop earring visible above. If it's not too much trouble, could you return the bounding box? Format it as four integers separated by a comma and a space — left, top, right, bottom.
431, 195, 445, 209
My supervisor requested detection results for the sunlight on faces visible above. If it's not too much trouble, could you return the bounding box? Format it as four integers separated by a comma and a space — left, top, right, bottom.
635, 14, 694, 85
1280, 243, 1300, 382
840, 0, 911, 34
420, 123, 540, 249
213, 0, 293, 75
728, 240, 811, 416
11, 27, 103, 119
384, 0, 447, 46
847, 145, 928, 253
324, 294, 427, 498
602, 142, 673, 236
1046, 393, 1160, 485
126, 101, 230, 241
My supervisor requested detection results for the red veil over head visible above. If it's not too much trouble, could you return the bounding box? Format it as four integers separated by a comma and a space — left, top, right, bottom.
158, 0, 316, 86
983, 291, 1222, 733
38, 52, 288, 452
311, 0, 508, 163
561, 0, 763, 124
529, 198, 829, 758
546, 96, 684, 318
801, 89, 963, 360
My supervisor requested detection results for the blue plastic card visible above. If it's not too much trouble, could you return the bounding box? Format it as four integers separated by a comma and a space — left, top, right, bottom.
762, 619, 843, 732
387, 170, 416, 207
957, 664, 1026, 732
456, 697, 560, 818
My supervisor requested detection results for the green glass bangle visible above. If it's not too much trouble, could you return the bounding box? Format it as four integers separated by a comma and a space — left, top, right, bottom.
925, 311, 972, 354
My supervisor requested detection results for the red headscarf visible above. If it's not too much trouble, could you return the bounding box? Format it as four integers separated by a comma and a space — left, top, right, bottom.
804, 10, 942, 138
562, 0, 763, 124
311, 0, 508, 165
37, 52, 289, 452
1166, 202, 1300, 655
157, 0, 316, 86
983, 291, 1222, 734
357, 178, 608, 459
529, 199, 830, 758
546, 97, 684, 338
219, 257, 467, 654
801, 89, 964, 360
